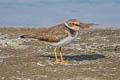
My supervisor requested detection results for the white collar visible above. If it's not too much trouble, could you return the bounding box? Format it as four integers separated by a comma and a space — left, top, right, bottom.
65, 23, 71, 28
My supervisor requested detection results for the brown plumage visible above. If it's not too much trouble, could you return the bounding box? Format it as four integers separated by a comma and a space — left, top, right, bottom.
20, 24, 76, 42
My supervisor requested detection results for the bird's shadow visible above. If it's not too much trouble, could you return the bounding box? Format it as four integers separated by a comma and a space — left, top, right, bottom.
38, 54, 105, 61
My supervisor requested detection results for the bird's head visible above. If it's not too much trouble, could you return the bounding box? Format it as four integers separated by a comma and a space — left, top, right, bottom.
65, 19, 98, 31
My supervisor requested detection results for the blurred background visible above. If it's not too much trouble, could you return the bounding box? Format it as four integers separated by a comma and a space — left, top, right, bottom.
0, 0, 120, 28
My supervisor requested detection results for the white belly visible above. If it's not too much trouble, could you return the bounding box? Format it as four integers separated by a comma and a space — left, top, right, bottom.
47, 32, 79, 47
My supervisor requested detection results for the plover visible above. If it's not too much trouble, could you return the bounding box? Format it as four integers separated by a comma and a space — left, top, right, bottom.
20, 19, 97, 63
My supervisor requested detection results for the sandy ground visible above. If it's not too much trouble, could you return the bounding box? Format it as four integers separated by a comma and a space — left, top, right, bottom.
0, 28, 120, 80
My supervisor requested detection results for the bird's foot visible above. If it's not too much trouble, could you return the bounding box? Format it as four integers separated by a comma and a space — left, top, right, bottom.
56, 60, 61, 64
55, 60, 68, 64
61, 60, 68, 63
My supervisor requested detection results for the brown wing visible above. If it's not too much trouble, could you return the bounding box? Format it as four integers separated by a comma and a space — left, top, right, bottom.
34, 24, 69, 42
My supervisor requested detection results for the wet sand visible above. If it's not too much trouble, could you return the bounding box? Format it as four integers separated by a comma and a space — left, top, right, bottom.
0, 28, 120, 80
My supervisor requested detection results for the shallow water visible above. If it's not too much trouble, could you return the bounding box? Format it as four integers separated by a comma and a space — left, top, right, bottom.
0, 0, 120, 28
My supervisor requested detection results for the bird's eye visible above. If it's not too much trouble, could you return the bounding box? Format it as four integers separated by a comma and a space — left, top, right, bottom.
68, 23, 73, 26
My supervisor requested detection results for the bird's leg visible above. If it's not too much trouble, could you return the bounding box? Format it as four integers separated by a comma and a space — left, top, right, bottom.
54, 48, 60, 63
59, 47, 68, 63
59, 47, 64, 62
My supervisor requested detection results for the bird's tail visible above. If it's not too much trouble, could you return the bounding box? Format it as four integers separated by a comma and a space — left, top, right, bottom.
20, 35, 36, 38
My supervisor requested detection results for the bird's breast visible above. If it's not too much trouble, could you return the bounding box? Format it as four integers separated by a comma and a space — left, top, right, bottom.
47, 31, 79, 47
